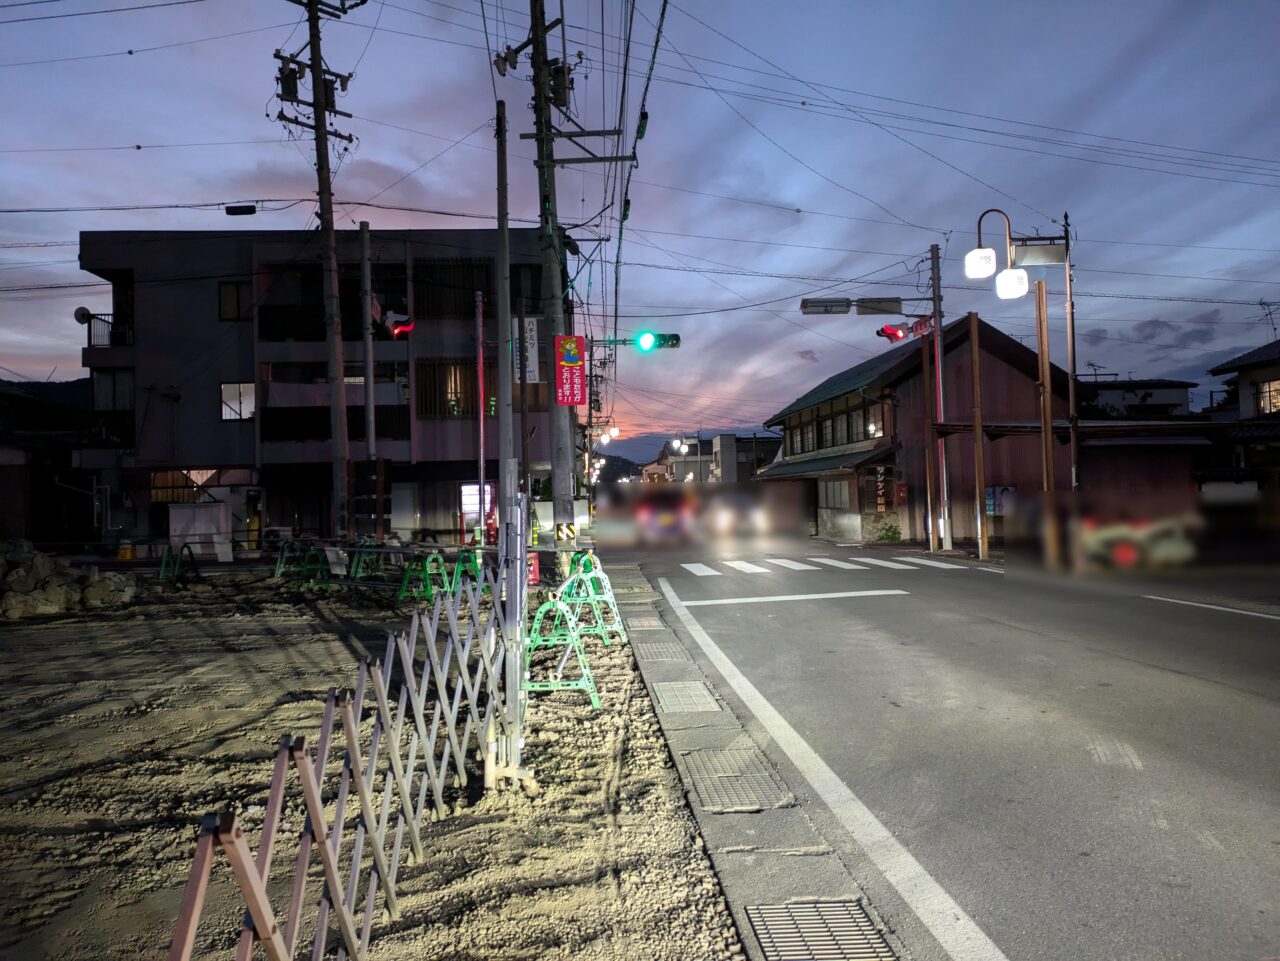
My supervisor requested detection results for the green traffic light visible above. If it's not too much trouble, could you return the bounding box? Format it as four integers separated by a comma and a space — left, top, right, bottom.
636, 331, 657, 352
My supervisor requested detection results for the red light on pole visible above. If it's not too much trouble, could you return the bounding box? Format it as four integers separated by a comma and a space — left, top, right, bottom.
876, 324, 907, 341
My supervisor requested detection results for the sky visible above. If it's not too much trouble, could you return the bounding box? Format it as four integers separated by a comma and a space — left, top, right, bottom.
2, 0, 1278, 465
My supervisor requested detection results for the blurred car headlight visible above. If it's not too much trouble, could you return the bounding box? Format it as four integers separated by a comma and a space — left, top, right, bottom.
714, 508, 734, 534
751, 508, 768, 533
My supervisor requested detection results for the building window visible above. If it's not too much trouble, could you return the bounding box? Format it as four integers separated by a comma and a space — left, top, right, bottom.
864, 404, 884, 439
220, 382, 256, 420
849, 407, 863, 441
92, 368, 134, 411
219, 281, 253, 321
820, 418, 834, 449
416, 359, 502, 418
1258, 379, 1280, 415
818, 479, 849, 510
788, 428, 801, 455
833, 415, 848, 446
801, 422, 815, 452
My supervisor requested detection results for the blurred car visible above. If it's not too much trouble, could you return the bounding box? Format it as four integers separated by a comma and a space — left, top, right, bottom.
1075, 512, 1201, 569
705, 492, 769, 538
635, 488, 695, 545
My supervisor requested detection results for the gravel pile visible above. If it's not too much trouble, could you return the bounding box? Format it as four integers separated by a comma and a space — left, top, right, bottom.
1, 541, 138, 619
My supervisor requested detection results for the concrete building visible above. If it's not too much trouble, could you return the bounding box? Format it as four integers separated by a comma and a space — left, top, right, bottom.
74, 228, 557, 545
1079, 378, 1197, 418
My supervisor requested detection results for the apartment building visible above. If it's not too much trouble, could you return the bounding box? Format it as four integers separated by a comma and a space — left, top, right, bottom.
75, 228, 557, 544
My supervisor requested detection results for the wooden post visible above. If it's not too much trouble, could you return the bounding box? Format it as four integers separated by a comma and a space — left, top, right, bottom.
969, 312, 988, 561
1035, 281, 1061, 569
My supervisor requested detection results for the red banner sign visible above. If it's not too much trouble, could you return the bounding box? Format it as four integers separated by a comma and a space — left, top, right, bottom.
554, 335, 586, 407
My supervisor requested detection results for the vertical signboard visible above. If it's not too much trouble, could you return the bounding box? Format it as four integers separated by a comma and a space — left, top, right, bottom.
524, 315, 540, 384
554, 334, 586, 407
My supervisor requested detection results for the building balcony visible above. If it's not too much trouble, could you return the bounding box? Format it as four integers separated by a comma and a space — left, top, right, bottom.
80, 313, 135, 367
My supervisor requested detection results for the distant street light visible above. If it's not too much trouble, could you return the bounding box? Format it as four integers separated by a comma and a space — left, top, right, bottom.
608, 426, 620, 437
966, 208, 1080, 491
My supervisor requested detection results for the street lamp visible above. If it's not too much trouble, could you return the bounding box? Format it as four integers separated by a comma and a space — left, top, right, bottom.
967, 209, 1079, 492
608, 426, 620, 438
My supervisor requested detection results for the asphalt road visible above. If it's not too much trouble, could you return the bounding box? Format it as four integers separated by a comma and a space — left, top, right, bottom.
611, 536, 1280, 961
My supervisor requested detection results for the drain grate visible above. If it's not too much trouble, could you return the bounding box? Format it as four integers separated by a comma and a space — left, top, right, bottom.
652, 680, 721, 712
683, 748, 787, 812
625, 615, 664, 630
747, 901, 896, 961
632, 638, 692, 662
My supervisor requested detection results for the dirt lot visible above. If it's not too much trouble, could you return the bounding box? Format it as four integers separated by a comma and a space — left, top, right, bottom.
0, 571, 743, 960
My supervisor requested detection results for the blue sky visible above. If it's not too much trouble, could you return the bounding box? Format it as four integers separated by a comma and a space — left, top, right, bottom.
2, 0, 1277, 464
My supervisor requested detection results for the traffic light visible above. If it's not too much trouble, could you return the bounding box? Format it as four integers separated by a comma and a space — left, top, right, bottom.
634, 331, 681, 352
875, 324, 907, 342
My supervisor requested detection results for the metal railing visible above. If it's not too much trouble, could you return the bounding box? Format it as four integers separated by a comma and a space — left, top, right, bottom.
87, 313, 133, 348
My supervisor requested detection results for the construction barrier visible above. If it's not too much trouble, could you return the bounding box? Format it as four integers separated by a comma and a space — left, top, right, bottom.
168, 563, 527, 961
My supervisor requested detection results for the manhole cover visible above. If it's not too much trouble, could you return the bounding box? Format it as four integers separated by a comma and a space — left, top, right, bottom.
652, 680, 721, 712
746, 901, 896, 961
626, 615, 664, 630
632, 638, 692, 662
684, 748, 787, 812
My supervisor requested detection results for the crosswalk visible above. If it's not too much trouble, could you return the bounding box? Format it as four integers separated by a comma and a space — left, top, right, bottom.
680, 555, 970, 577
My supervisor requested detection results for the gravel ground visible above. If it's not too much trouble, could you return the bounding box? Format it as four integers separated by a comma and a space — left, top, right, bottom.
0, 572, 742, 960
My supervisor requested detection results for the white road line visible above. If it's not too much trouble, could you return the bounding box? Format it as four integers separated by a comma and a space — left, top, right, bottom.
765, 558, 821, 571
978, 567, 1005, 574
894, 556, 967, 569
1142, 595, 1280, 621
723, 560, 771, 574
683, 589, 906, 607
658, 578, 1010, 961
855, 558, 917, 570
681, 563, 722, 577
808, 557, 870, 570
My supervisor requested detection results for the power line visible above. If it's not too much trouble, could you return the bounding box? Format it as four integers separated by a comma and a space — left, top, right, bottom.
0, 20, 297, 67
0, 0, 211, 25
0, 139, 286, 154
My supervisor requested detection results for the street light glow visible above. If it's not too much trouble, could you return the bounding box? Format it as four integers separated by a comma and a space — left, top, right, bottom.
995, 267, 1030, 300
671, 438, 681, 450
679, 444, 689, 454
609, 426, 620, 437
598, 433, 610, 445
964, 247, 998, 280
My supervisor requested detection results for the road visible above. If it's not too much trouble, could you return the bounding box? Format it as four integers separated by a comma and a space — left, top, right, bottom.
610, 536, 1280, 961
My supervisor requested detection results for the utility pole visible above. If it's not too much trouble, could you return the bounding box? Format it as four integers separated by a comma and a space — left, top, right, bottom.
1063, 211, 1079, 493
929, 243, 953, 550
275, 0, 366, 539
528, 0, 574, 554
1034, 281, 1061, 569
920, 327, 939, 552
516, 274, 532, 501
495, 100, 516, 527
968, 311, 988, 561
506, 0, 632, 560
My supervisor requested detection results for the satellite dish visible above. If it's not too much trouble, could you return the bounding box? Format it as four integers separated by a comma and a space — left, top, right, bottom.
74, 306, 93, 326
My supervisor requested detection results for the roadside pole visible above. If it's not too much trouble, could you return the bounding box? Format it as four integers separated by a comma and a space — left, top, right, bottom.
476, 291, 486, 543
969, 311, 989, 560
1035, 281, 1061, 569
930, 244, 953, 550
495, 101, 516, 531
920, 329, 939, 551
361, 221, 375, 461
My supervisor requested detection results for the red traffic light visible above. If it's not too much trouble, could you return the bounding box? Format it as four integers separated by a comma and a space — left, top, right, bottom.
875, 324, 907, 341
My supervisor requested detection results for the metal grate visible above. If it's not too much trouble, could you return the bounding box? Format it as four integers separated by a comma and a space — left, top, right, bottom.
652, 680, 721, 712
625, 615, 664, 630
684, 748, 788, 812
747, 901, 897, 961
632, 638, 692, 662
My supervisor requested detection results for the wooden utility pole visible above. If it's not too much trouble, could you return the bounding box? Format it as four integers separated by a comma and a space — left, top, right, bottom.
276, 0, 366, 539
920, 327, 938, 551
929, 243, 952, 550
969, 311, 988, 560
1034, 281, 1061, 568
